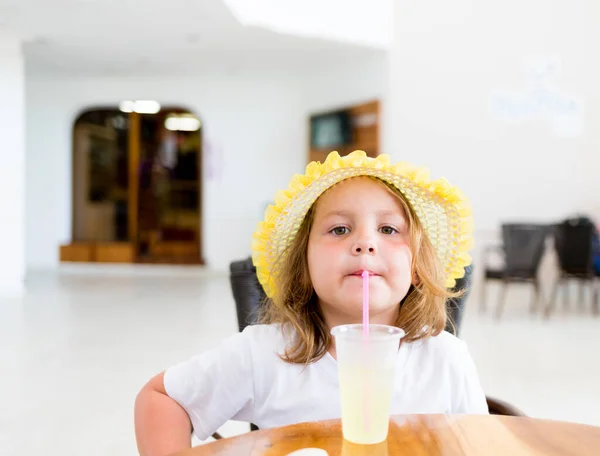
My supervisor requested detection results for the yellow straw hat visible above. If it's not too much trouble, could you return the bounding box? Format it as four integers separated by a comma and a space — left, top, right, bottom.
252, 150, 473, 299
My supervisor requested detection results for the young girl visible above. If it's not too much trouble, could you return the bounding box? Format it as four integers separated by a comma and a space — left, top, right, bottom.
134, 150, 488, 456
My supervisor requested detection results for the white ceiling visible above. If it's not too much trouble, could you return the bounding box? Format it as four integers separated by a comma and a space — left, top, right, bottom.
223, 0, 392, 49
0, 0, 387, 76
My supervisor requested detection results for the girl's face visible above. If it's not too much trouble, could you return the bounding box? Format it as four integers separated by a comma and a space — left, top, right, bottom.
307, 177, 414, 327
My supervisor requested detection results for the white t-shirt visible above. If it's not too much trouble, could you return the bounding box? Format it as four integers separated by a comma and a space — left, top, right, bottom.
164, 324, 488, 440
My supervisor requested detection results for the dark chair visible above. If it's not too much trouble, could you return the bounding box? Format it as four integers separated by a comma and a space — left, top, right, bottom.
229, 258, 266, 331
545, 219, 599, 317
226, 257, 525, 423
481, 224, 549, 319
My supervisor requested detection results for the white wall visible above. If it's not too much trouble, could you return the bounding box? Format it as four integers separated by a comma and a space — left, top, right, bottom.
385, 0, 600, 240
0, 31, 25, 295
303, 53, 387, 114
25, 57, 387, 270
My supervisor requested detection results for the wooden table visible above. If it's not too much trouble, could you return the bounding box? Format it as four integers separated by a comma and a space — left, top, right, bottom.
174, 415, 600, 456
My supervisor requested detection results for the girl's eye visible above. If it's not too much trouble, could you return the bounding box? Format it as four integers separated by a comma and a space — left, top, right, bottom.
380, 226, 398, 235
331, 226, 349, 236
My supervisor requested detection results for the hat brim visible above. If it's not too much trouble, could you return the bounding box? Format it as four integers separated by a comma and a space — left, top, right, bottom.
252, 151, 473, 299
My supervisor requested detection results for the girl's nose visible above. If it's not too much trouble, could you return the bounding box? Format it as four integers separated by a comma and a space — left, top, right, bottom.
352, 240, 376, 255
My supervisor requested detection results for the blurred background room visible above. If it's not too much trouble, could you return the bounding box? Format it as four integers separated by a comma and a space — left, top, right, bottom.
1, 0, 599, 454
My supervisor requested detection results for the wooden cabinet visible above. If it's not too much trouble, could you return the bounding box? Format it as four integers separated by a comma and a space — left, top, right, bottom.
60, 243, 95, 262
95, 243, 136, 263
60, 242, 134, 263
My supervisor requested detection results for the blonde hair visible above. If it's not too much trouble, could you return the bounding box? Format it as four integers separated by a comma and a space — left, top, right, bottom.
259, 177, 458, 364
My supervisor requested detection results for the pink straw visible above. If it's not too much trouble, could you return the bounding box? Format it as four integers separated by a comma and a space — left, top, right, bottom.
362, 270, 370, 338
361, 270, 371, 434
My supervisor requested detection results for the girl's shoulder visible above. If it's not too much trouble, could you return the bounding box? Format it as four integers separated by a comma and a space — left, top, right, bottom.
239, 323, 294, 352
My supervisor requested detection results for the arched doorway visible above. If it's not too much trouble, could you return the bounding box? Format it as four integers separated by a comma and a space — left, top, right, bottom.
60, 105, 204, 265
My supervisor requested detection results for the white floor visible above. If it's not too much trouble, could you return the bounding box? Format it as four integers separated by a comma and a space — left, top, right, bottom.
1, 265, 599, 455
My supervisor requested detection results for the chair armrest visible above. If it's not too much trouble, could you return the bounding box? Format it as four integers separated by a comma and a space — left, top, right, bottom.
486, 396, 526, 416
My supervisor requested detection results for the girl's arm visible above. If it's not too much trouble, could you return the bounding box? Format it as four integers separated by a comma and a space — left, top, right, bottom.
134, 372, 193, 456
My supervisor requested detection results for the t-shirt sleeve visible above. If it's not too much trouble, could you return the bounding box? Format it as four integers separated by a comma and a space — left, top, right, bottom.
451, 340, 489, 414
163, 329, 255, 440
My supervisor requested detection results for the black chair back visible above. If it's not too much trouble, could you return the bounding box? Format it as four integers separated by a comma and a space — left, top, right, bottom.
229, 257, 266, 332
501, 224, 547, 278
554, 220, 594, 275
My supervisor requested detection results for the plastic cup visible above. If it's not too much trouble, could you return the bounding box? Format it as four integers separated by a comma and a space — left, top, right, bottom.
331, 324, 404, 445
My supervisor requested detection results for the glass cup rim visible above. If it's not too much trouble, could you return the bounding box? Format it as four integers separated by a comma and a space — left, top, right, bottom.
330, 323, 405, 340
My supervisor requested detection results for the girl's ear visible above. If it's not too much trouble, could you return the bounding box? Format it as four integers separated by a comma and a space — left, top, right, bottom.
412, 272, 420, 286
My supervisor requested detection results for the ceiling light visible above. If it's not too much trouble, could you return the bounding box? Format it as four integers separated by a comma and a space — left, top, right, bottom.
165, 114, 202, 132
119, 100, 161, 114
119, 100, 134, 113
133, 100, 161, 114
